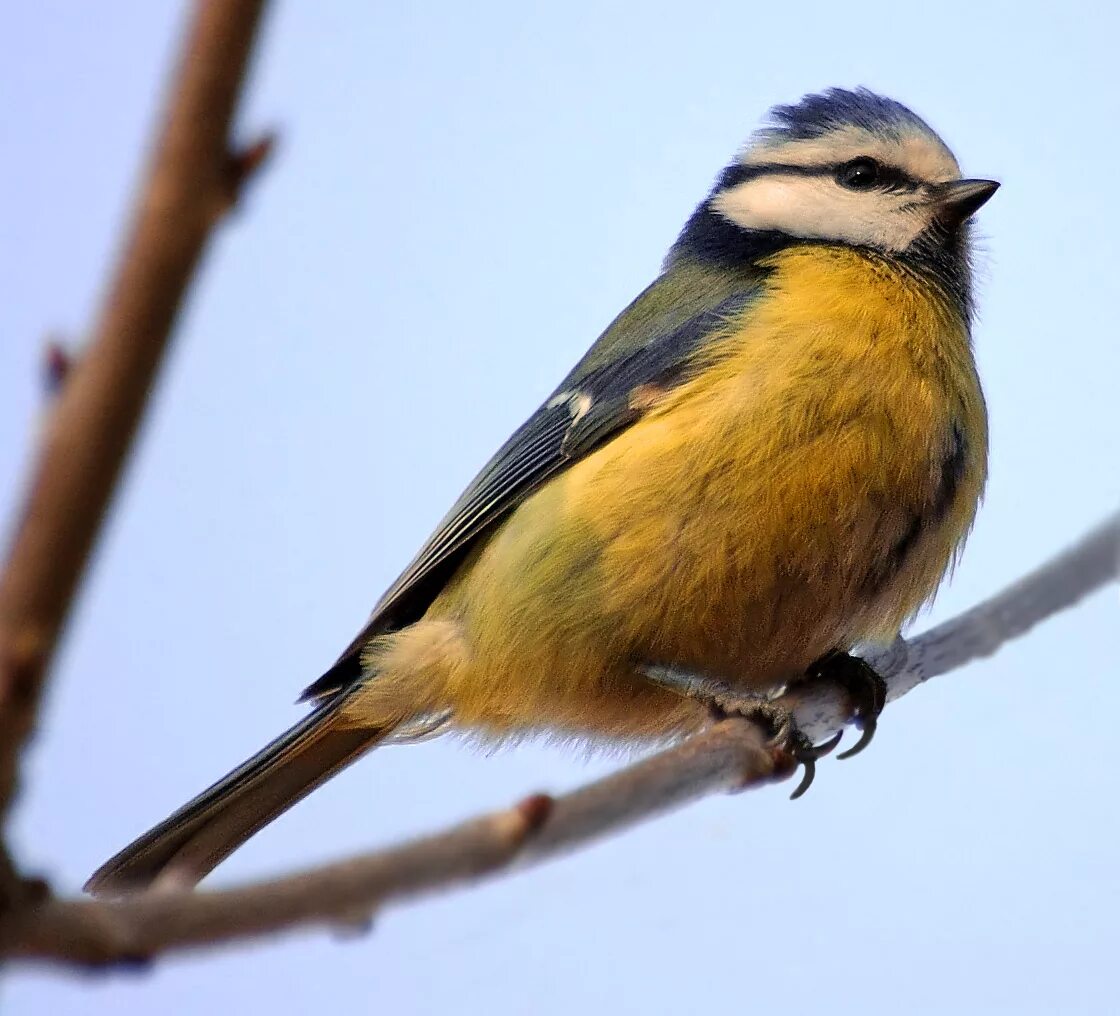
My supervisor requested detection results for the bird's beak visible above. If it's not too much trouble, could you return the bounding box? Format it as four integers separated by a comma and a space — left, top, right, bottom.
930, 178, 1000, 227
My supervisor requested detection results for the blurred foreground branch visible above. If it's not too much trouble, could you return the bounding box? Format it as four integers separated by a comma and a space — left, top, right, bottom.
3, 513, 1115, 967
0, 0, 271, 911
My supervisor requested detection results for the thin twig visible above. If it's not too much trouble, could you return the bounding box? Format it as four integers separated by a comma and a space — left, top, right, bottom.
3, 514, 1114, 967
0, 0, 271, 866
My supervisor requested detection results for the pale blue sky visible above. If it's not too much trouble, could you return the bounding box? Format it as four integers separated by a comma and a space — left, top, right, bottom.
3, 2, 1117, 1013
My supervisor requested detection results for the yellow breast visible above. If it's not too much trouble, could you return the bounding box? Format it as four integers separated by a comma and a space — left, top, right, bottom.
434, 245, 986, 735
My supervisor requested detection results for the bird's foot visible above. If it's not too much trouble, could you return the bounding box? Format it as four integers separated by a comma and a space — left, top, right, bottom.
639, 665, 843, 799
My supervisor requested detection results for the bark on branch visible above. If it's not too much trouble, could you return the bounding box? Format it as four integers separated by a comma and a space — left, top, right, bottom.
0, 0, 271, 896
3, 513, 1114, 968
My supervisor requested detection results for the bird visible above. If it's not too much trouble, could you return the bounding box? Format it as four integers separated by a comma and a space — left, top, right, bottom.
87, 87, 996, 896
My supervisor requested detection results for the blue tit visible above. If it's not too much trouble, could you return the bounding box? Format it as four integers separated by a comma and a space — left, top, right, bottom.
88, 87, 996, 895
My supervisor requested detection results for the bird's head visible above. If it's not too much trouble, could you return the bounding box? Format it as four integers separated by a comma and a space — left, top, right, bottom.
670, 88, 998, 300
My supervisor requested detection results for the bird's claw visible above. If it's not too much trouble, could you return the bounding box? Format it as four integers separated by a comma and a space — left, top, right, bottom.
807, 651, 888, 760
785, 726, 844, 799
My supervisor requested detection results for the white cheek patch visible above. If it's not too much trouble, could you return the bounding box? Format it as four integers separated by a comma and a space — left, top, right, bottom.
711, 175, 930, 252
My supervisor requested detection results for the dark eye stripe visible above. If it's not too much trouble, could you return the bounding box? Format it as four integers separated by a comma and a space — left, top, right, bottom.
716, 160, 922, 193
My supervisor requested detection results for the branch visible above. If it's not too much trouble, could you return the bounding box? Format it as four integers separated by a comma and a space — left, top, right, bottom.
4, 513, 1115, 967
0, 0, 271, 877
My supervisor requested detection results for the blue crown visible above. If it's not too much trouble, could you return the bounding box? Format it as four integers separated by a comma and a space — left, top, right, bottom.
762, 87, 935, 142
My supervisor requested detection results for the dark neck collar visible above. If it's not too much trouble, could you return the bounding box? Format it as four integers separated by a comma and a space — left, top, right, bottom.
666, 200, 974, 322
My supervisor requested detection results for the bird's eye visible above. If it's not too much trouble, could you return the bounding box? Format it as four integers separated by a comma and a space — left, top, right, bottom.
837, 158, 881, 190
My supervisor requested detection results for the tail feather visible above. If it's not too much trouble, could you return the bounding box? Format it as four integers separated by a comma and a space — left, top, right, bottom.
85, 693, 384, 897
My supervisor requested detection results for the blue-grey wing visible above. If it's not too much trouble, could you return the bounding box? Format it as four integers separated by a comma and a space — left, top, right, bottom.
301, 281, 759, 701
